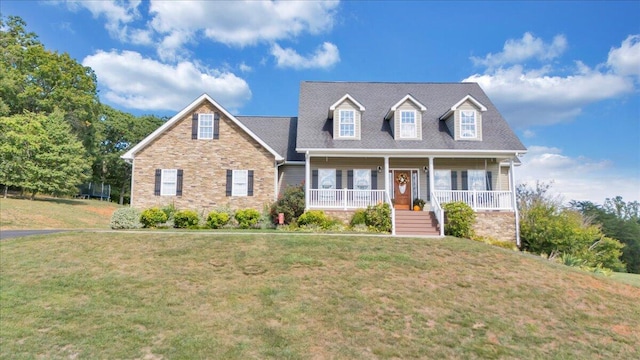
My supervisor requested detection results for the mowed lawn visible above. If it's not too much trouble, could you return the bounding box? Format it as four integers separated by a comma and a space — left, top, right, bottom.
0, 197, 120, 230
1, 233, 638, 359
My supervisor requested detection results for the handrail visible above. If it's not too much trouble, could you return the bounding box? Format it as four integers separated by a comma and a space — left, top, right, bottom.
431, 191, 445, 236
385, 190, 395, 236
432, 190, 513, 211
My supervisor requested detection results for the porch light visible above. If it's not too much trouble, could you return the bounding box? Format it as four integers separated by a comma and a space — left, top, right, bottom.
423, 166, 429, 172
377, 166, 383, 173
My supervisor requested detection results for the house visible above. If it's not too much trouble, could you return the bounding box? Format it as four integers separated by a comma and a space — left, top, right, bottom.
122, 81, 526, 243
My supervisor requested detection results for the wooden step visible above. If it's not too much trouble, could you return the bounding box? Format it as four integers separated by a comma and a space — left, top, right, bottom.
394, 211, 441, 236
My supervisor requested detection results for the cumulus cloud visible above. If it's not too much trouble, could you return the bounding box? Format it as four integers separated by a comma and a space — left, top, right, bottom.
471, 32, 567, 68
516, 146, 640, 203
64, 0, 142, 43
464, 33, 639, 128
271, 42, 340, 70
82, 50, 251, 112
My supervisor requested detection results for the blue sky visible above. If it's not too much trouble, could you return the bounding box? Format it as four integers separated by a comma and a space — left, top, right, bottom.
3, 1, 639, 203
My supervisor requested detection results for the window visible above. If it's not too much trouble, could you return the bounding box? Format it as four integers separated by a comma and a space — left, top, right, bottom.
467, 170, 486, 191
434, 170, 452, 190
354, 169, 371, 190
339, 110, 355, 137
198, 114, 214, 139
161, 169, 177, 196
460, 110, 476, 138
232, 170, 248, 196
400, 110, 416, 138
319, 169, 337, 189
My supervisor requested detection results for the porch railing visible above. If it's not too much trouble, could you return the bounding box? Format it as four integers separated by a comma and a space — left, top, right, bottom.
433, 190, 513, 211
431, 192, 445, 236
384, 190, 396, 236
308, 189, 386, 209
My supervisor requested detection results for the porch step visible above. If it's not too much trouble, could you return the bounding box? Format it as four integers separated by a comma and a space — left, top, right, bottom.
394, 211, 440, 236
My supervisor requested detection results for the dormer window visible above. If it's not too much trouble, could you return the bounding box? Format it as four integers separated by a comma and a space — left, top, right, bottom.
460, 110, 477, 138
339, 109, 355, 137
400, 110, 417, 138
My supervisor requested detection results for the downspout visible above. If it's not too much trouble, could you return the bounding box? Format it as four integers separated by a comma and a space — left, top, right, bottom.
510, 159, 521, 247
124, 158, 135, 207
305, 151, 310, 211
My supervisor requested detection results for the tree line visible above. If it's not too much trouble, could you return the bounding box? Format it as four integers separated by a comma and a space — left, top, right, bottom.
0, 16, 163, 203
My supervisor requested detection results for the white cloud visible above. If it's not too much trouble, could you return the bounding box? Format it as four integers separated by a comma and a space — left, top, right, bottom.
516, 146, 640, 203
271, 42, 340, 70
607, 35, 640, 78
464, 33, 638, 128
64, 0, 141, 42
82, 50, 251, 112
472, 32, 567, 68
239, 62, 252, 73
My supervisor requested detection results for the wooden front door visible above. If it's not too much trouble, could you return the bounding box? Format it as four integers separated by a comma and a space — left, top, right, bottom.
393, 170, 411, 210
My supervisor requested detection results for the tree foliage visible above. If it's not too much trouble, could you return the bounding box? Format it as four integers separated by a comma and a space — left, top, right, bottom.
517, 182, 626, 272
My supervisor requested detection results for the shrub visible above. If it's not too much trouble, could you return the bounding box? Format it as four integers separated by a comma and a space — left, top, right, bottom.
350, 209, 367, 227
443, 201, 475, 238
161, 203, 177, 220
235, 208, 261, 229
140, 207, 168, 228
173, 209, 200, 229
206, 210, 231, 229
270, 184, 305, 224
297, 210, 330, 228
110, 207, 142, 229
364, 202, 392, 232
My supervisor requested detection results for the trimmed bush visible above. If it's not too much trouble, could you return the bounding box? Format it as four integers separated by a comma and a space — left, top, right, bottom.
110, 207, 142, 229
206, 210, 230, 229
270, 184, 305, 225
443, 201, 475, 238
364, 202, 392, 232
350, 209, 367, 227
140, 207, 168, 228
173, 209, 200, 229
235, 208, 261, 229
297, 210, 330, 228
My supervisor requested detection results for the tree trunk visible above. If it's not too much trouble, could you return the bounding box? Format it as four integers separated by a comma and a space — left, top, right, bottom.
3, 185, 7, 198
30, 191, 36, 200
119, 183, 126, 205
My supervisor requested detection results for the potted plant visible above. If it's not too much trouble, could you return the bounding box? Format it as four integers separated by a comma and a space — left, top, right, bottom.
413, 198, 425, 211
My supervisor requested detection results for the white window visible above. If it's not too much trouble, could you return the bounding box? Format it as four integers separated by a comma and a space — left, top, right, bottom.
319, 169, 336, 189
400, 110, 416, 138
232, 170, 248, 196
198, 114, 214, 139
434, 170, 452, 190
467, 170, 486, 191
460, 110, 477, 138
339, 110, 355, 137
161, 169, 177, 196
354, 169, 371, 190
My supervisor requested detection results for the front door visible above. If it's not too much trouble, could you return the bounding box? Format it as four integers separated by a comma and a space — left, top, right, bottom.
393, 170, 411, 210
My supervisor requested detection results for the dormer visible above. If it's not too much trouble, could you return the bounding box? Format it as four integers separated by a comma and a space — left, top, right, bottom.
439, 95, 487, 141
384, 94, 426, 140
329, 94, 365, 140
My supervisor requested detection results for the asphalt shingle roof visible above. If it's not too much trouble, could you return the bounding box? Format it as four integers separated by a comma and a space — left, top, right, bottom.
296, 81, 526, 152
236, 116, 304, 162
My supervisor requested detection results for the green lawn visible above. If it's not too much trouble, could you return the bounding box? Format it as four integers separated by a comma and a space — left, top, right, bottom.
1, 232, 638, 359
611, 272, 640, 287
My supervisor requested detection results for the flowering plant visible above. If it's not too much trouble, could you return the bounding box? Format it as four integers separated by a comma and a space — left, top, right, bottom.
397, 173, 408, 185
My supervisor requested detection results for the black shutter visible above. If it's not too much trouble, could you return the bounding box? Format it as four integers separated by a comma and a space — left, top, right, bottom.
192, 113, 198, 139
176, 169, 183, 196
451, 171, 458, 190
347, 170, 354, 189
247, 170, 254, 196
336, 170, 342, 189
462, 171, 468, 190
426, 170, 430, 201
371, 171, 377, 190
154, 169, 161, 196
486, 171, 493, 191
213, 112, 220, 139
312, 170, 318, 189
226, 170, 233, 196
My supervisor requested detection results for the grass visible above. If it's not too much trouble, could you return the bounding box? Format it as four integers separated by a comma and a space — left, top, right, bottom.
1, 232, 639, 359
611, 272, 640, 287
0, 196, 121, 230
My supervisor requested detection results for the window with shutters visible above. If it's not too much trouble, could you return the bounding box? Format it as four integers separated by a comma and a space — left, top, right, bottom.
232, 170, 248, 196
198, 114, 214, 139
161, 169, 178, 195
434, 170, 452, 190
467, 170, 486, 190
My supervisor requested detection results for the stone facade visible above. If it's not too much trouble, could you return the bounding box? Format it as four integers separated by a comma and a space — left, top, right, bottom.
324, 210, 357, 224
473, 211, 516, 243
131, 100, 276, 213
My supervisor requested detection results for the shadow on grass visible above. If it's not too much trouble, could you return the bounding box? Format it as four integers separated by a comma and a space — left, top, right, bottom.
4, 194, 93, 206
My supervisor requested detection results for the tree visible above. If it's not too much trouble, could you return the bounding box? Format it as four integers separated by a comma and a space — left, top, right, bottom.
0, 111, 90, 199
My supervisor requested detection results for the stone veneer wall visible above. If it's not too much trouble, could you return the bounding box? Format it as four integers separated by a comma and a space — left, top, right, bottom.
324, 210, 357, 224
131, 100, 275, 213
473, 211, 516, 243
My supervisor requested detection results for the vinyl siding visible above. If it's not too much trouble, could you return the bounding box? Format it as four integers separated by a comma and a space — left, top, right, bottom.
278, 164, 305, 195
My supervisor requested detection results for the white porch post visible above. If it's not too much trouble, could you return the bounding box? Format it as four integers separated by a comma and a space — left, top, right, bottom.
384, 156, 390, 195
510, 159, 521, 247
305, 152, 311, 211
428, 156, 434, 203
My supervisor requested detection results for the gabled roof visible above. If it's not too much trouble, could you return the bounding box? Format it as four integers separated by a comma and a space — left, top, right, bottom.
384, 94, 427, 120
439, 94, 488, 120
121, 94, 284, 161
328, 94, 365, 119
236, 116, 304, 162
296, 81, 526, 153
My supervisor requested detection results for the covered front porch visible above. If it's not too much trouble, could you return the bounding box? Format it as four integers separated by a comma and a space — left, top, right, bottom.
303, 151, 521, 237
